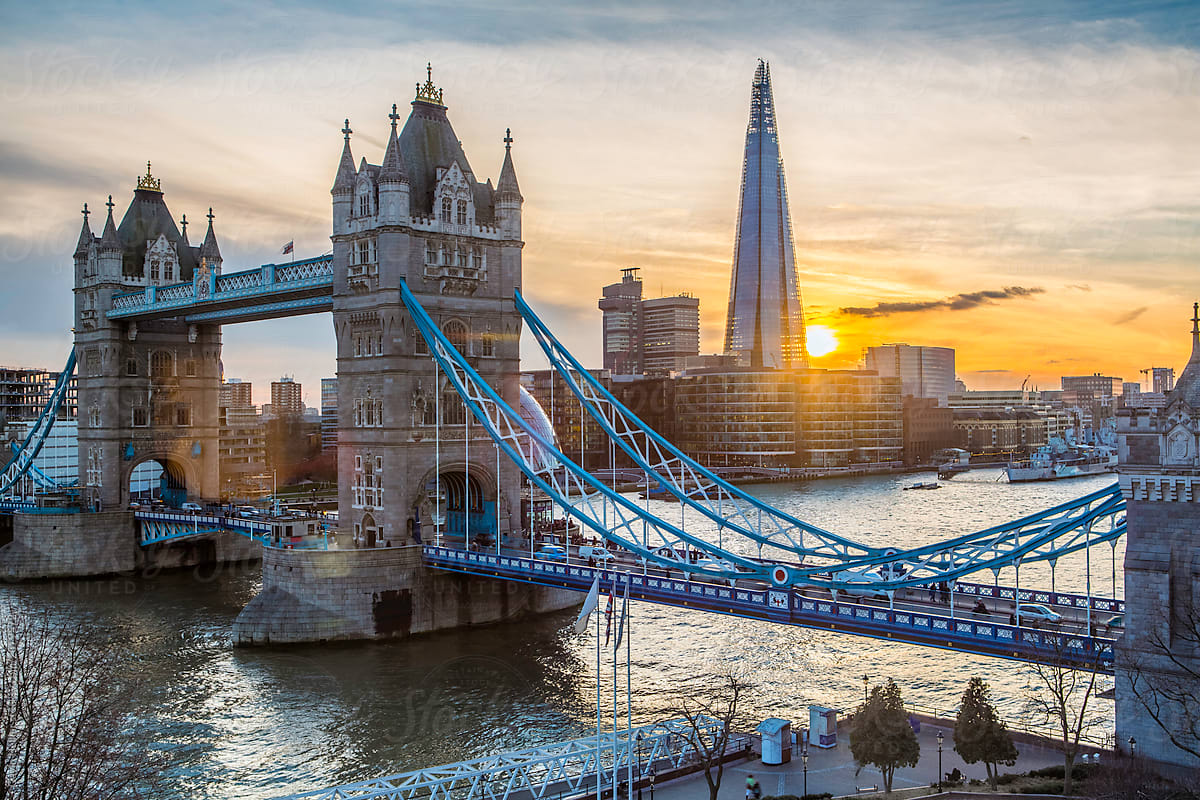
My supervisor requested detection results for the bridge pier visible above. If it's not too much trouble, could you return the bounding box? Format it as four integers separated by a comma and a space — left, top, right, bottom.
232, 545, 579, 645
0, 511, 259, 580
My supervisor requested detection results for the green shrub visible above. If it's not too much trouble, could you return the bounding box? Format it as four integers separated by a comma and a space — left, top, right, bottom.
1021, 780, 1065, 793
996, 772, 1020, 785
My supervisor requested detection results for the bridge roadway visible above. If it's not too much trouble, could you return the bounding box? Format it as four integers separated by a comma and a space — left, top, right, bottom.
424, 544, 1118, 673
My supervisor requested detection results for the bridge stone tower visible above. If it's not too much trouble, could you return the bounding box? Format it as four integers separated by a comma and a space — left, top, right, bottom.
1115, 305, 1200, 769
331, 68, 524, 547
72, 165, 222, 510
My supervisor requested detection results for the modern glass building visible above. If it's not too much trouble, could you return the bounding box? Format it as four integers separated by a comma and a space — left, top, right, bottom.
724, 60, 807, 370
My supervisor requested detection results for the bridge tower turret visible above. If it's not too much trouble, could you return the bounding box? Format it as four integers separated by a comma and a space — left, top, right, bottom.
331, 66, 524, 550
72, 164, 222, 511
1115, 303, 1200, 769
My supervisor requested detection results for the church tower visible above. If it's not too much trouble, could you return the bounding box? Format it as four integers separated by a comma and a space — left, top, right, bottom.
331, 66, 524, 547
724, 60, 807, 370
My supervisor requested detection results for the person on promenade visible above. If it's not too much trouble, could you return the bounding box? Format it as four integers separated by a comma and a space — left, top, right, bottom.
746, 774, 762, 799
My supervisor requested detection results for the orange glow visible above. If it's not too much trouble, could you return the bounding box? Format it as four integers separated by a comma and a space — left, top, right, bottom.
806, 325, 839, 357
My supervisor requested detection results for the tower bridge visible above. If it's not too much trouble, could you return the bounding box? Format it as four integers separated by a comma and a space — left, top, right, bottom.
0, 64, 1197, 769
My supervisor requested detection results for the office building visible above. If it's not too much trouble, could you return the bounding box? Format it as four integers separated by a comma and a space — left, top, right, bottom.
271, 377, 303, 418
1061, 374, 1122, 396
902, 397, 958, 466
952, 409, 1047, 454
724, 60, 807, 369
641, 294, 700, 374
1, 365, 76, 422
321, 377, 338, 451
863, 344, 956, 405
793, 369, 902, 467
1151, 367, 1175, 394
599, 267, 643, 375
219, 404, 267, 499
599, 269, 700, 376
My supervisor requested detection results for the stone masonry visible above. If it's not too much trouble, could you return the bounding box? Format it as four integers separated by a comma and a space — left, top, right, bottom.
232, 545, 579, 645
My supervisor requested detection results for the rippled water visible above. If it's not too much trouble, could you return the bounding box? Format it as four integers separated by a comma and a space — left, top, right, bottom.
4, 470, 1120, 799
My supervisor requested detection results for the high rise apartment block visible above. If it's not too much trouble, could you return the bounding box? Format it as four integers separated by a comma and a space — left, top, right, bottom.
219, 378, 253, 409
271, 377, 303, 418
863, 344, 956, 405
321, 377, 338, 451
599, 267, 643, 375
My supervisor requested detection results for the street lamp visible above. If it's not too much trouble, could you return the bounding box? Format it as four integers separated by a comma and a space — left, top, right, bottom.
636, 731, 644, 800
862, 674, 870, 704
649, 769, 655, 800
802, 748, 809, 797
1129, 736, 1137, 756
936, 730, 944, 791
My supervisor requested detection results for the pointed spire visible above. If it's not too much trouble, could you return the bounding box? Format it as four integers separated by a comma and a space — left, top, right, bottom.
1170, 302, 1200, 409
179, 213, 189, 246
75, 202, 93, 255
100, 195, 121, 251
332, 118, 357, 195
199, 207, 221, 261
380, 104, 409, 184
496, 128, 522, 200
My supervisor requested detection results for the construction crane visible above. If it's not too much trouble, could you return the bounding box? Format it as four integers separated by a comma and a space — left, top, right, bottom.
1020, 374, 1031, 392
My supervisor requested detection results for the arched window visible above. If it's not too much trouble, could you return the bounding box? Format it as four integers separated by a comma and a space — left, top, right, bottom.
456, 200, 467, 226
150, 350, 173, 379
443, 320, 469, 354
440, 197, 452, 223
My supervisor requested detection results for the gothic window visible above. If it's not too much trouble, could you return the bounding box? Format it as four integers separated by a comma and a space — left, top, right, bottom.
423, 399, 438, 426
480, 330, 495, 358
471, 248, 483, 270
88, 406, 100, 428
150, 350, 173, 379
132, 407, 149, 427
176, 404, 192, 427
414, 332, 428, 356
150, 259, 160, 281
358, 189, 372, 217
355, 336, 362, 357
375, 335, 383, 356
456, 249, 467, 268
86, 446, 102, 487
426, 242, 438, 264
443, 320, 469, 354
164, 261, 173, 282
442, 391, 466, 426
356, 239, 372, 265
126, 357, 139, 377
85, 350, 100, 377
441, 198, 452, 223
456, 200, 467, 226
185, 359, 197, 377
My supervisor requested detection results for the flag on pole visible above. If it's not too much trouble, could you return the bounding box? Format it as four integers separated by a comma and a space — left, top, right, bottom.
613, 580, 629, 651
604, 579, 616, 646
280, 240, 294, 255
573, 576, 601, 635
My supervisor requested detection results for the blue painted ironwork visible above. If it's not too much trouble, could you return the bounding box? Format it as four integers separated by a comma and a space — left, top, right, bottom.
107, 254, 333, 324
134, 510, 329, 549
1, 350, 76, 496
517, 288, 1127, 589
424, 546, 1115, 673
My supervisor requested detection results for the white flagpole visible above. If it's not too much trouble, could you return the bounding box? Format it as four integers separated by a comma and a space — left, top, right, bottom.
626, 575, 633, 799
596, 589, 602, 800
613, 577, 619, 800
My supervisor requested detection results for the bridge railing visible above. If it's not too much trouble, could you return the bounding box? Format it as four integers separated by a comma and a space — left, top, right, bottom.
424, 546, 1116, 674
953, 580, 1124, 615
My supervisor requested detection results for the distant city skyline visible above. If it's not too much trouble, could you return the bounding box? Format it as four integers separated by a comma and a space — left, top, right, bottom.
1, 1, 1198, 398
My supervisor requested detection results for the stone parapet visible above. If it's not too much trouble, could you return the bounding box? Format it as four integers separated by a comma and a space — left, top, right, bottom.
1119, 470, 1200, 502
232, 545, 580, 645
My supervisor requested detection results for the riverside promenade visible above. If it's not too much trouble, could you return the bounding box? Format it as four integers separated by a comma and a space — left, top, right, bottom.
654, 723, 1082, 799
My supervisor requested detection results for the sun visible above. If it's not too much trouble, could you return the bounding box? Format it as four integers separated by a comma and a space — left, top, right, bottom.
805, 325, 838, 358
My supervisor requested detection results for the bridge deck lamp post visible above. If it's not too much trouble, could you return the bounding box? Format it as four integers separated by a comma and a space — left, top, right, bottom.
649, 769, 654, 800
636, 732, 643, 800
936, 730, 944, 791
802, 748, 808, 796
1129, 736, 1136, 757
862, 674, 869, 704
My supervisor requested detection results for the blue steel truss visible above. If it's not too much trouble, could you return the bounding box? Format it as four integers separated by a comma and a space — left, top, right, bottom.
405, 283, 1125, 593
1, 351, 76, 497
107, 255, 333, 324
515, 290, 1127, 590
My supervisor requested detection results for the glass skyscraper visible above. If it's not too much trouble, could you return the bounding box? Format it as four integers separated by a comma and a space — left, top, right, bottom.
724, 60, 807, 370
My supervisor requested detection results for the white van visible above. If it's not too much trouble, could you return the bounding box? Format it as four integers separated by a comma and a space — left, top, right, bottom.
832, 570, 890, 600
579, 545, 615, 562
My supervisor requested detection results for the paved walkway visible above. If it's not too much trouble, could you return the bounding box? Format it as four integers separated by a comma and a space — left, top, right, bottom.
651, 723, 1072, 799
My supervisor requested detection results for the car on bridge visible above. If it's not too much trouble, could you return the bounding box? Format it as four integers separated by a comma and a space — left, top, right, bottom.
1103, 613, 1124, 631
536, 545, 568, 562
579, 546, 615, 563
696, 559, 738, 586
180, 502, 203, 513
1017, 603, 1063, 625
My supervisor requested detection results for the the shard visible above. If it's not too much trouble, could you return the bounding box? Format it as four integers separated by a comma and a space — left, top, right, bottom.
724, 60, 807, 370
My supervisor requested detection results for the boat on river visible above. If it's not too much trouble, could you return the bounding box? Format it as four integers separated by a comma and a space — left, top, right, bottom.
1006, 443, 1117, 482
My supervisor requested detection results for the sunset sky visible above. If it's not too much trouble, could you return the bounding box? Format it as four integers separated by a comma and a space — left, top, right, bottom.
2, 1, 1198, 406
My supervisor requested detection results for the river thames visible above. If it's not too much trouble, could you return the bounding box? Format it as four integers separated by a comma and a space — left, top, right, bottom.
4, 469, 1119, 798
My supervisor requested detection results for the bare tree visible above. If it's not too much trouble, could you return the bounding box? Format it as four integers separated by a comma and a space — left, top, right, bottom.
1024, 636, 1106, 795
0, 604, 156, 799
1124, 601, 1200, 763
671, 669, 755, 800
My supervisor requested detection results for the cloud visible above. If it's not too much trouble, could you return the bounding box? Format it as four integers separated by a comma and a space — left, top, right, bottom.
838, 286, 1044, 317
1114, 306, 1148, 325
